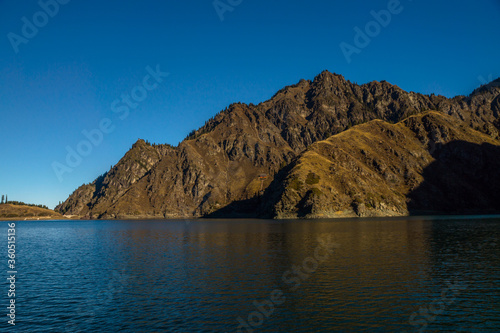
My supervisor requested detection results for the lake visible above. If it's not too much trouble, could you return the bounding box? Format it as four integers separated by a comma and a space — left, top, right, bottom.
1, 216, 499, 332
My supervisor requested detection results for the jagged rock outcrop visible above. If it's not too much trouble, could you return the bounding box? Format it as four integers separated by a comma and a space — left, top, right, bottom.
56, 72, 500, 219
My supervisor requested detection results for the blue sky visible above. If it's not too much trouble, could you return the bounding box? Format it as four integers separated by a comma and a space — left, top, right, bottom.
0, 0, 499, 209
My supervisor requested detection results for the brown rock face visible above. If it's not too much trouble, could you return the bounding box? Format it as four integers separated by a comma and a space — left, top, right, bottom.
56, 72, 500, 219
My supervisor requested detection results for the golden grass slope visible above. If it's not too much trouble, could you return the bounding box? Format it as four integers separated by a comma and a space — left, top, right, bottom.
0, 204, 64, 220
269, 111, 500, 218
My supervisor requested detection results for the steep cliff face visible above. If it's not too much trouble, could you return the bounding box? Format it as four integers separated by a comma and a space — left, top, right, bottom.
56, 72, 500, 219
263, 112, 500, 218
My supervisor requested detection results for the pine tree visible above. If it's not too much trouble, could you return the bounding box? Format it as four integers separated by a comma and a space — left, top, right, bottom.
1, 195, 4, 204
5, 195, 7, 203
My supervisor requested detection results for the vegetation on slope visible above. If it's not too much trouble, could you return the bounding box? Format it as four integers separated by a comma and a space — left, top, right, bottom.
0, 204, 64, 220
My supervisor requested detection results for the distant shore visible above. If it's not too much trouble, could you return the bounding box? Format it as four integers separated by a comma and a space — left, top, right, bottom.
3, 213, 497, 222
0, 204, 71, 221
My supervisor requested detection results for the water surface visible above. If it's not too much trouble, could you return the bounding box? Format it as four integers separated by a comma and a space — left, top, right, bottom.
2, 216, 499, 332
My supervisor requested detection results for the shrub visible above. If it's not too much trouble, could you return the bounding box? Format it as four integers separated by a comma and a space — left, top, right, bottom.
305, 172, 320, 185
310, 187, 323, 196
289, 176, 303, 191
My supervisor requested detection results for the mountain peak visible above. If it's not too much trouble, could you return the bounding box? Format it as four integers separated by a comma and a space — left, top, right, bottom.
132, 139, 147, 148
472, 77, 500, 96
313, 70, 346, 84
486, 77, 500, 89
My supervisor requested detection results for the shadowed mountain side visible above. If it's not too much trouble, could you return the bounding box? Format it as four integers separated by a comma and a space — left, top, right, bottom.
407, 141, 500, 214
202, 197, 262, 218
204, 162, 296, 219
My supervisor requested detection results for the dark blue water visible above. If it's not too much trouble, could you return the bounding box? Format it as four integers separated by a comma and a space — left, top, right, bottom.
1, 217, 499, 332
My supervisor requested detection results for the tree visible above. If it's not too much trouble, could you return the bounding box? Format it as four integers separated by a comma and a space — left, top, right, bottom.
5, 195, 7, 203
1, 195, 3, 204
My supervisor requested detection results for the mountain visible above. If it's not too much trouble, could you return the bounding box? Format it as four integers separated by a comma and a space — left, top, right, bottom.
258, 111, 500, 218
56, 71, 500, 219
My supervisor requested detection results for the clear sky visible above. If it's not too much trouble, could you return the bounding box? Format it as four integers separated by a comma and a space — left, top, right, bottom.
1, 0, 499, 209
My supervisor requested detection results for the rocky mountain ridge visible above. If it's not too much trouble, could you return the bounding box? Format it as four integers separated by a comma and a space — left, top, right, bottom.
56, 71, 500, 219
